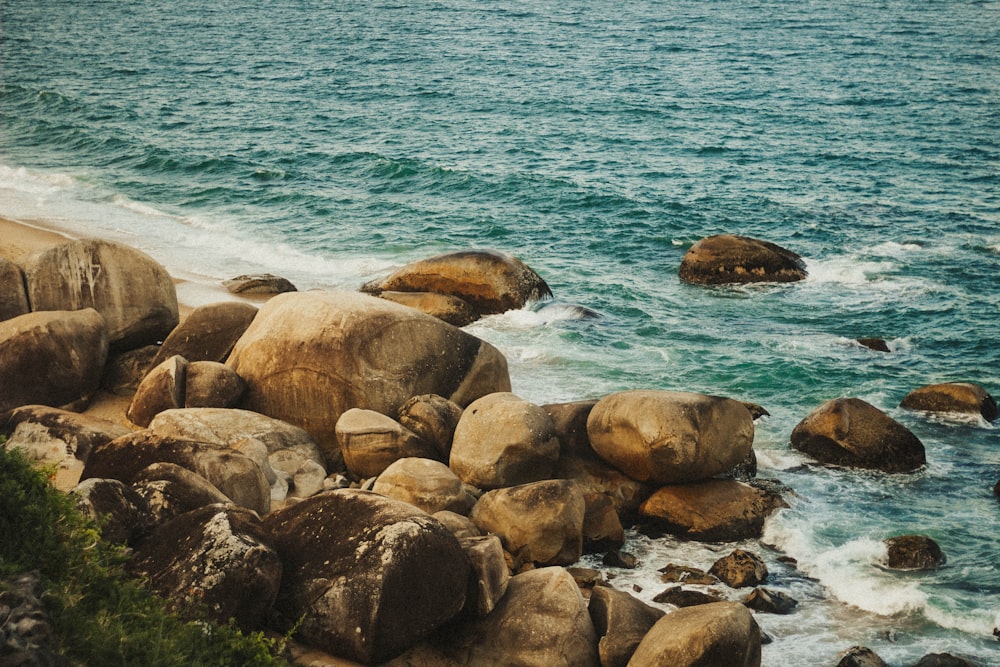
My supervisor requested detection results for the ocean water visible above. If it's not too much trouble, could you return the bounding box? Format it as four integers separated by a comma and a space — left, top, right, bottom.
2, 0, 999, 663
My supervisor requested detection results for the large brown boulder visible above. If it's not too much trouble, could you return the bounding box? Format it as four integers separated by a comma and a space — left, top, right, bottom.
450, 392, 560, 490
586, 390, 755, 485
0, 257, 29, 322
128, 504, 282, 629
127, 355, 187, 427
81, 432, 270, 515
361, 249, 552, 319
183, 360, 246, 408
459, 534, 510, 617
225, 290, 510, 466
372, 457, 478, 515
1, 404, 129, 467
638, 480, 786, 542
791, 398, 926, 472
0, 309, 109, 413
545, 399, 600, 459
900, 382, 998, 422
336, 408, 437, 479
72, 477, 151, 546
377, 290, 478, 327
678, 234, 807, 285
150, 300, 258, 368
627, 601, 761, 667
262, 490, 469, 665
555, 455, 655, 524
470, 479, 586, 567
589, 586, 665, 667
22, 239, 178, 349
147, 407, 325, 481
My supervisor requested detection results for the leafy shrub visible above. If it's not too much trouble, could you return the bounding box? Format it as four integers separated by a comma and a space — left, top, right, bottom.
0, 443, 290, 666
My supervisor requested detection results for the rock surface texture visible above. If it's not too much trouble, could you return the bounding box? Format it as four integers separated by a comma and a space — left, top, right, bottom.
900, 382, 998, 421
626, 601, 761, 667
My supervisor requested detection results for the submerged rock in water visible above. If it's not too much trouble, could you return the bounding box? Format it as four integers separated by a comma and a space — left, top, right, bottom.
709, 549, 768, 588
678, 234, 807, 285
900, 382, 998, 422
883, 534, 946, 571
857, 337, 890, 352
835, 645, 888, 667
791, 397, 926, 472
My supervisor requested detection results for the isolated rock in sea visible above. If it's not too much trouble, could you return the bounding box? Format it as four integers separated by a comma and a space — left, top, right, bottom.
226, 290, 510, 467
900, 382, 998, 422
459, 534, 510, 617
147, 407, 325, 481
360, 249, 553, 318
102, 344, 159, 395
638, 479, 786, 542
82, 432, 270, 515
127, 355, 187, 427
128, 504, 282, 629
376, 290, 478, 327
883, 535, 946, 571
658, 564, 719, 586
652, 586, 725, 608
0, 309, 108, 413
397, 394, 463, 459
0, 257, 29, 322
471, 479, 586, 567
678, 234, 807, 285
545, 399, 600, 459
373, 457, 478, 515
131, 462, 234, 527
588, 586, 665, 667
586, 390, 755, 485
1, 404, 129, 467
23, 239, 178, 349
263, 490, 469, 665
627, 601, 761, 667
150, 300, 258, 367
72, 477, 151, 545
222, 273, 297, 295
911, 653, 978, 667
337, 408, 439, 479
709, 549, 768, 588
742, 587, 798, 614
183, 360, 246, 408
791, 398, 926, 472
835, 646, 888, 667
857, 337, 890, 352
450, 392, 560, 489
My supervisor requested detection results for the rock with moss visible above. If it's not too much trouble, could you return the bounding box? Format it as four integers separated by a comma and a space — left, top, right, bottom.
263, 490, 469, 665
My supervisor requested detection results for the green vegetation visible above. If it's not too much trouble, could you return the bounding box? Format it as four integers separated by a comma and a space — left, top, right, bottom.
0, 443, 291, 666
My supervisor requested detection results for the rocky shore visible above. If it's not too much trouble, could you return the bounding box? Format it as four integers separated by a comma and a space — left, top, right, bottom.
1, 219, 994, 666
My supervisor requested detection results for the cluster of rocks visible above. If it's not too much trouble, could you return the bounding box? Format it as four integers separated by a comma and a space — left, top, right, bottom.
1, 235, 995, 666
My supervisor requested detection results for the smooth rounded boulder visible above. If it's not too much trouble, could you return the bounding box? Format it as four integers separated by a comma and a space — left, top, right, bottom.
336, 408, 437, 479
225, 290, 510, 466
470, 479, 585, 567
127, 355, 187, 427
397, 394, 463, 458
1, 404, 129, 467
0, 309, 109, 413
262, 490, 469, 665
372, 457, 478, 515
131, 462, 234, 526
627, 601, 761, 667
361, 249, 553, 318
450, 392, 560, 490
678, 234, 807, 285
791, 398, 926, 472
589, 586, 665, 667
883, 535, 946, 571
22, 239, 178, 349
638, 479, 786, 542
587, 390, 755, 485
72, 478, 151, 546
900, 382, 998, 422
149, 300, 258, 367
376, 290, 478, 327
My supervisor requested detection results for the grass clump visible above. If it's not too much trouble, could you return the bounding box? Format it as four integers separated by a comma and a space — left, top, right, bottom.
0, 443, 290, 666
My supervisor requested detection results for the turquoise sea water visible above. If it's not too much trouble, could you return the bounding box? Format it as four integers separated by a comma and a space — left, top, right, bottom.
2, 1, 998, 663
